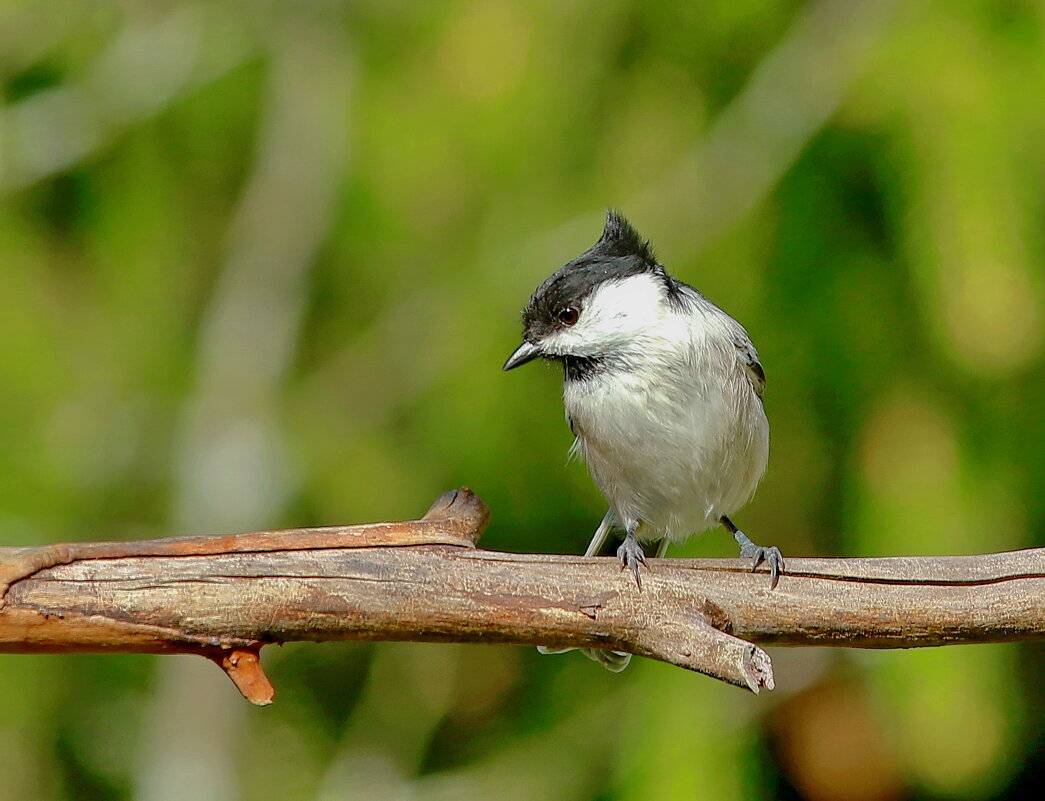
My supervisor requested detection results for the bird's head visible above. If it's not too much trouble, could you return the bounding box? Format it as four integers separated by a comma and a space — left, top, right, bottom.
503, 210, 685, 378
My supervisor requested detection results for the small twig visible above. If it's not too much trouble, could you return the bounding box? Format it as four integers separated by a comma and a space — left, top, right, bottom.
208, 647, 275, 706
1, 488, 1041, 704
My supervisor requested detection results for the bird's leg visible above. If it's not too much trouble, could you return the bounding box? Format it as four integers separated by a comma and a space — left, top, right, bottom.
578, 511, 640, 670
549, 519, 663, 670
583, 508, 619, 557
616, 520, 647, 589
578, 520, 648, 671
721, 515, 784, 590
537, 509, 621, 658
540, 514, 652, 668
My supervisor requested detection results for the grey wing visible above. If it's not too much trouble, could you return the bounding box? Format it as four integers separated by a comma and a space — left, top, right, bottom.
733, 334, 766, 398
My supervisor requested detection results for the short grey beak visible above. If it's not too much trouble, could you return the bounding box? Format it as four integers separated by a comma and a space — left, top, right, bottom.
503, 340, 541, 371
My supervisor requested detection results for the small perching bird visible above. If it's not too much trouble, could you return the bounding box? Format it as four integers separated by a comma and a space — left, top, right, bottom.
504, 211, 783, 670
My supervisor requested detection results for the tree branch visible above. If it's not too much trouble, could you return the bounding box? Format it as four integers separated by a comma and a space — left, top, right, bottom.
1, 489, 1041, 704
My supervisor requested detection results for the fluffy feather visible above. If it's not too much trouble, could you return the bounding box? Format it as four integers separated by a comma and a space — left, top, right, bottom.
560, 273, 768, 541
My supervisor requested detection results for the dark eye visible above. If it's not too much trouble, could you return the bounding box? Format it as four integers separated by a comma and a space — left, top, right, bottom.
558, 306, 580, 326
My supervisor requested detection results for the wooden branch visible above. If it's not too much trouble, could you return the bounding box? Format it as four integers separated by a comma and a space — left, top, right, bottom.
1, 489, 1041, 704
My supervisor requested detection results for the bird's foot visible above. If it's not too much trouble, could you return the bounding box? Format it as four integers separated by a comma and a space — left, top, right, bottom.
536, 645, 573, 655
536, 645, 633, 672
616, 534, 647, 589
581, 648, 632, 672
722, 517, 784, 589
737, 536, 785, 590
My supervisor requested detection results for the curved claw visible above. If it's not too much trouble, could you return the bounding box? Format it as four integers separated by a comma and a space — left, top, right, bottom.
536, 646, 632, 672
616, 536, 648, 590
739, 542, 785, 590
581, 648, 632, 672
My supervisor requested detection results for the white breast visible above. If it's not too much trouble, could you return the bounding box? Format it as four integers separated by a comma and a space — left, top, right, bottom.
562, 280, 768, 542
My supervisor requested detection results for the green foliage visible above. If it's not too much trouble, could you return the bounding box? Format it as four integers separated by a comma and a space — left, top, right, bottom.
0, 1, 1041, 799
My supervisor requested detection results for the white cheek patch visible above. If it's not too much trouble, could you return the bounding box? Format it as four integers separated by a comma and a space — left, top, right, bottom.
543, 272, 668, 357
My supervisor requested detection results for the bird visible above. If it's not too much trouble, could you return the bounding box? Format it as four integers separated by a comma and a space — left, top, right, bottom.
503, 210, 783, 670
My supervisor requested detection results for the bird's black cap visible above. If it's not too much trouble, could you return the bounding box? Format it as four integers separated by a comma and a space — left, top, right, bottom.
520, 210, 664, 337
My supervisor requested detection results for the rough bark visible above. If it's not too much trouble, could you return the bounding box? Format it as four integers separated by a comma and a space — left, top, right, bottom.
1, 489, 1041, 704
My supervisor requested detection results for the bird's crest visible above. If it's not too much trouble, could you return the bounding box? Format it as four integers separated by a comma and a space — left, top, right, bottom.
598, 209, 656, 264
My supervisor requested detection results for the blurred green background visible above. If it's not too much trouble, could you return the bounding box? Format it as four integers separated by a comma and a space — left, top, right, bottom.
0, 1, 1042, 799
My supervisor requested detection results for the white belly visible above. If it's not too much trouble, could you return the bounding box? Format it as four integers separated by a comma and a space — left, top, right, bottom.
564, 358, 768, 542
